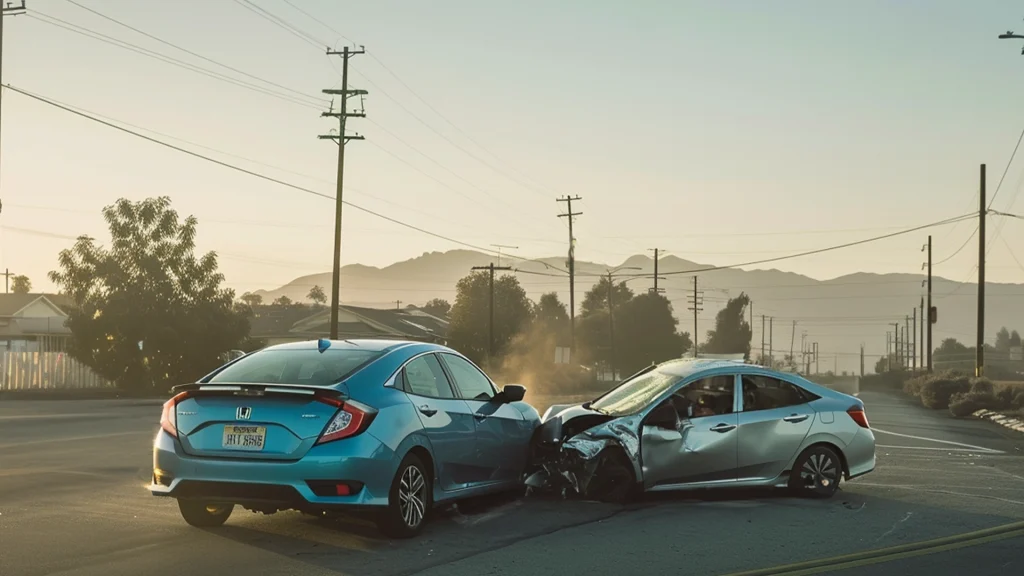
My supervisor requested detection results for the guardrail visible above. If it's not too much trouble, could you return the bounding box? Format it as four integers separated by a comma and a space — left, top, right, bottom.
0, 351, 112, 391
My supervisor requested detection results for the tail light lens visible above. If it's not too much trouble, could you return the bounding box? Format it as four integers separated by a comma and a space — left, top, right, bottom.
315, 397, 377, 445
847, 406, 870, 429
160, 391, 191, 438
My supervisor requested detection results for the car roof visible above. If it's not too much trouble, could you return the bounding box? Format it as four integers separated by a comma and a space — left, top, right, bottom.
263, 339, 446, 354
655, 358, 850, 401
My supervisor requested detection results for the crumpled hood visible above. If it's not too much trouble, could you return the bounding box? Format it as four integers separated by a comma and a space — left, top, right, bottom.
541, 403, 600, 424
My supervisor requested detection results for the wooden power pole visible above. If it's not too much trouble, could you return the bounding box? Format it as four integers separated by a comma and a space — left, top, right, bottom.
977, 163, 986, 377
320, 46, 366, 339
471, 263, 512, 360
557, 196, 582, 351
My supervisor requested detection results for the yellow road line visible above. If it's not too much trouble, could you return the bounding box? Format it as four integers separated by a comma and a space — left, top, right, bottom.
719, 521, 1024, 576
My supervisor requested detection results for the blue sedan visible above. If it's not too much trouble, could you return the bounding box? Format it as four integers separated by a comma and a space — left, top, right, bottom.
149, 339, 540, 537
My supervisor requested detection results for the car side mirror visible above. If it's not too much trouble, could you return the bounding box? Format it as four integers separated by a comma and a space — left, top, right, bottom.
499, 384, 526, 403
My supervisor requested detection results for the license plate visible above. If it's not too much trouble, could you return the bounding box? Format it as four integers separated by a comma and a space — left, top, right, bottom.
222, 425, 266, 451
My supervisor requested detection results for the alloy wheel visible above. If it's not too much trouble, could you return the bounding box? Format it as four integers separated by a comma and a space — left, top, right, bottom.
398, 465, 427, 528
800, 452, 838, 490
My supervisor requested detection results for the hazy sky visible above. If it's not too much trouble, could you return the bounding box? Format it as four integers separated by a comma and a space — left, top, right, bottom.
3, 0, 1024, 296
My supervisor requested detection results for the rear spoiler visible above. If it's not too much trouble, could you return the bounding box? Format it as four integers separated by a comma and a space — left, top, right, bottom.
169, 382, 348, 401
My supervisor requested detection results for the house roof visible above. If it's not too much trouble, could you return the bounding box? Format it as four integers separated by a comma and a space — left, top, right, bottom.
0, 293, 71, 317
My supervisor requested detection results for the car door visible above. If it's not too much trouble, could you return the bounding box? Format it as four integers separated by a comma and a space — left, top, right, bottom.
439, 353, 528, 484
640, 374, 740, 489
399, 353, 479, 490
736, 373, 815, 482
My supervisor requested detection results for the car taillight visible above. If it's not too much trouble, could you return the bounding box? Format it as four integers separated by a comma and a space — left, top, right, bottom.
847, 406, 870, 429
315, 398, 377, 445
160, 391, 191, 438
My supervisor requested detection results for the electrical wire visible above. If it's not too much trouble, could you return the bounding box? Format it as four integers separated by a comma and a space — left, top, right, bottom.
934, 224, 978, 265
3, 83, 567, 274
989, 124, 1024, 208
231, 0, 327, 50
61, 0, 321, 104
28, 11, 325, 110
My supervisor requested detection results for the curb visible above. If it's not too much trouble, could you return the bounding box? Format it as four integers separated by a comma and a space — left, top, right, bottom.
973, 409, 1024, 434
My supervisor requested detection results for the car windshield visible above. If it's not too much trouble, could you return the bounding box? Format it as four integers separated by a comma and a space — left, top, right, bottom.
207, 349, 383, 386
589, 370, 681, 417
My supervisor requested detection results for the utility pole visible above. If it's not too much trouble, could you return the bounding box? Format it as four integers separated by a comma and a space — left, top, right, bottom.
789, 320, 796, 368
320, 46, 366, 340
490, 244, 518, 268
395, 300, 402, 310
0, 267, 12, 293
648, 248, 666, 294
687, 277, 703, 358
920, 296, 925, 370
886, 332, 891, 372
769, 317, 774, 367
761, 315, 766, 365
893, 322, 901, 368
557, 196, 582, 351
813, 342, 819, 374
471, 263, 512, 360
1, 0, 27, 209
911, 307, 917, 372
927, 235, 934, 372
977, 163, 986, 377
905, 315, 911, 370
860, 344, 865, 377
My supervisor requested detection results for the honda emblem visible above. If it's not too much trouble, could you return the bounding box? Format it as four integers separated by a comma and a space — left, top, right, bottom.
236, 406, 252, 420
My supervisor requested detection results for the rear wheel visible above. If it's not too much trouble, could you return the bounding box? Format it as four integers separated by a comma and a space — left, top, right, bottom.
376, 453, 431, 538
789, 446, 842, 499
177, 500, 234, 527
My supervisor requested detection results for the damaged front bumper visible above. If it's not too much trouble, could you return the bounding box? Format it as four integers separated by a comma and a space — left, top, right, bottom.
524, 407, 643, 501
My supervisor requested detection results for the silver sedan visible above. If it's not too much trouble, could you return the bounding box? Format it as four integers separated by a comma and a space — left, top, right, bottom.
527, 359, 876, 501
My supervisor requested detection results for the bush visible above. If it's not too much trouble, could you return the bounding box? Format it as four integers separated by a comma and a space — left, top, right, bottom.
949, 392, 1003, 417
970, 377, 995, 395
919, 371, 971, 409
904, 374, 929, 397
1013, 391, 1024, 410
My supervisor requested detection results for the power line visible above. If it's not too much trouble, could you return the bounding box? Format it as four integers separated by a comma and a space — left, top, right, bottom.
3, 83, 564, 273
280, 0, 356, 45
61, 0, 320, 103
989, 124, 1024, 208
28, 11, 324, 109
231, 0, 326, 50
934, 224, 978, 265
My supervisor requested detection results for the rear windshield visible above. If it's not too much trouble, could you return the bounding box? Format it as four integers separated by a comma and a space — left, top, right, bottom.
207, 349, 383, 386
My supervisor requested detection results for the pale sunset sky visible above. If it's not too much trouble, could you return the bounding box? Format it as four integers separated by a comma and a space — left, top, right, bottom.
2, 0, 1024, 295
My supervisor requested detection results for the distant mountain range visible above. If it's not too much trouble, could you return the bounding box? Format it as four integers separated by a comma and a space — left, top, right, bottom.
252, 250, 1024, 375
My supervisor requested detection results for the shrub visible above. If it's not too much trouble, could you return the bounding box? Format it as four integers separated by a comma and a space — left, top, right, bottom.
949, 391, 1003, 417
970, 377, 995, 395
1013, 391, 1024, 410
919, 372, 971, 409
996, 384, 1016, 407
903, 374, 930, 397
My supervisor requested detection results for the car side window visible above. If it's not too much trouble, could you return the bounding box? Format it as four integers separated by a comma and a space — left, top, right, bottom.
741, 375, 807, 411
672, 375, 735, 418
441, 354, 495, 401
402, 355, 455, 399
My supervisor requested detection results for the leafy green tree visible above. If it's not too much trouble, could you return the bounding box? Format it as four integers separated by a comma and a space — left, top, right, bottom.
615, 293, 690, 374
1011, 330, 1022, 349
448, 272, 533, 364
239, 292, 263, 307
48, 197, 249, 392
11, 274, 31, 294
307, 285, 327, 306
580, 276, 634, 317
534, 292, 569, 338
422, 298, 451, 318
996, 327, 1012, 352
703, 293, 753, 359
272, 295, 293, 306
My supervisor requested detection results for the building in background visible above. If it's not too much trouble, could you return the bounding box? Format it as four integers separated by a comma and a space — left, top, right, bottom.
0, 293, 72, 352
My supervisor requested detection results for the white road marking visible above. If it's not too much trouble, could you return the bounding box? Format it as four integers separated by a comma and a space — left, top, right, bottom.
0, 413, 114, 421
871, 427, 1004, 454
852, 482, 1024, 506
0, 430, 150, 450
876, 444, 1005, 454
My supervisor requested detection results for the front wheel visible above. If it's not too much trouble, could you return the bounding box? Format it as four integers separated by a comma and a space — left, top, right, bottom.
789, 446, 842, 499
177, 500, 234, 527
376, 453, 432, 538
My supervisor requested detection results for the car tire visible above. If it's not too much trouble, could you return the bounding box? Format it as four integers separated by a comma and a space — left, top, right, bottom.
177, 500, 234, 527
377, 453, 432, 539
789, 445, 842, 499
585, 449, 637, 504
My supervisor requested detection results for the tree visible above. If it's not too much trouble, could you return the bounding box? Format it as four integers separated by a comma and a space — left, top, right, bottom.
933, 338, 973, 372
996, 327, 1012, 352
239, 292, 263, 307
307, 285, 327, 306
614, 293, 690, 374
1011, 330, 1022, 349
422, 298, 451, 318
535, 292, 569, 337
10, 274, 31, 293
272, 295, 293, 306
448, 272, 533, 364
703, 293, 753, 359
48, 197, 249, 392
580, 276, 634, 317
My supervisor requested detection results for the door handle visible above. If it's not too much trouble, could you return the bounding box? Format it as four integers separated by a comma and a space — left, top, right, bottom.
418, 405, 437, 417
782, 414, 808, 423
473, 413, 488, 421
710, 423, 736, 433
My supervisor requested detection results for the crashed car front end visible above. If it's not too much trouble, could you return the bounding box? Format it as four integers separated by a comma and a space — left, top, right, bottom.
524, 405, 644, 501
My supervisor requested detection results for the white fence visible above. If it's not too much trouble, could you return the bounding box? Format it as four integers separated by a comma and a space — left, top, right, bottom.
0, 352, 113, 391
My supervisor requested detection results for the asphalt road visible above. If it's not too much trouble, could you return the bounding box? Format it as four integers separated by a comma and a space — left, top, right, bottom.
1, 390, 1022, 576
